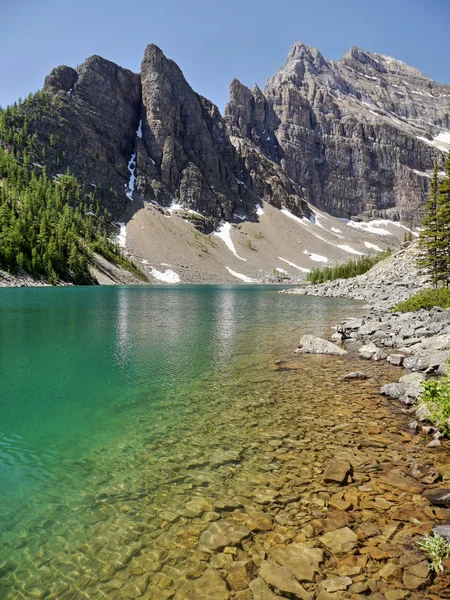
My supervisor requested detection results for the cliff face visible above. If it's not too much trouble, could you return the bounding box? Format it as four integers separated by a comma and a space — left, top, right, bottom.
31, 56, 141, 216
7, 43, 449, 224
243, 43, 449, 220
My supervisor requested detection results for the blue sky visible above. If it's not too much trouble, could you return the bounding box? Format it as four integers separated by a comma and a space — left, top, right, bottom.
1, 0, 449, 111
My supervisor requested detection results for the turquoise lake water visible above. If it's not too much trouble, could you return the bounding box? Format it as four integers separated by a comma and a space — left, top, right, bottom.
0, 285, 362, 598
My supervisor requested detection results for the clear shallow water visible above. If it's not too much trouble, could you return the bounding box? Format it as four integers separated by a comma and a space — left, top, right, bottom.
0, 285, 364, 598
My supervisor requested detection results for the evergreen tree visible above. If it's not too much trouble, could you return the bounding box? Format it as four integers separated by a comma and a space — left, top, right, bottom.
436, 155, 450, 286
418, 164, 440, 286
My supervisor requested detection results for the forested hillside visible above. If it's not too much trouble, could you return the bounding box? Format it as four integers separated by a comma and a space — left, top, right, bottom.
0, 100, 140, 284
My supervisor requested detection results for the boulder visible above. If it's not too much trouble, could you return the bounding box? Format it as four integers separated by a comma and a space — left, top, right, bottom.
432, 525, 450, 542
296, 335, 347, 356
423, 489, 450, 506
373, 348, 388, 361
387, 354, 405, 366
403, 351, 450, 374
342, 371, 367, 381
358, 342, 378, 359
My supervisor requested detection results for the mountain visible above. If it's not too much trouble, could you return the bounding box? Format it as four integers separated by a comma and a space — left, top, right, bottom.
0, 42, 449, 285
227, 43, 450, 221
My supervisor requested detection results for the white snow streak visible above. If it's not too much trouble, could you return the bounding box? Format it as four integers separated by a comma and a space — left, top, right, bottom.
331, 227, 342, 233
214, 223, 246, 261
364, 241, 382, 251
125, 152, 136, 200
281, 208, 310, 225
337, 244, 365, 255
278, 257, 311, 273
303, 250, 328, 263
136, 120, 143, 138
225, 267, 256, 283
256, 203, 264, 216
117, 223, 126, 248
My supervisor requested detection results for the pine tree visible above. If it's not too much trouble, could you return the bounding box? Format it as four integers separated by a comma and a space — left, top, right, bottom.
436, 155, 450, 286
418, 164, 441, 286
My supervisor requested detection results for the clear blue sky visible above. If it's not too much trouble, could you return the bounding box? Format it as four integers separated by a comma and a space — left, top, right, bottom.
1, 0, 449, 112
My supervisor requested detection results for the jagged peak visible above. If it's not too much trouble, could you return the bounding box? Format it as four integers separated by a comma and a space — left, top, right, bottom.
252, 83, 264, 97
287, 42, 326, 65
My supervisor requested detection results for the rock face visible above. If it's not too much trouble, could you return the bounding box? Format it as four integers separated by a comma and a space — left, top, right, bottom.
257, 43, 450, 221
38, 56, 141, 218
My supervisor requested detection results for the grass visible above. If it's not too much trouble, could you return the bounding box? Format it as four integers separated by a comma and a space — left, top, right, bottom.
418, 533, 450, 572
306, 250, 391, 284
393, 288, 450, 312
416, 366, 450, 436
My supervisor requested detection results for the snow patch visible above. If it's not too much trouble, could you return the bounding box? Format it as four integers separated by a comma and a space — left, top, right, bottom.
281, 207, 310, 226
275, 268, 288, 275
364, 241, 382, 251
346, 220, 391, 236
225, 267, 256, 283
256, 203, 264, 216
331, 227, 342, 233
278, 257, 311, 273
234, 213, 247, 221
125, 152, 136, 200
136, 120, 143, 138
214, 223, 246, 261
117, 223, 126, 248
337, 244, 365, 255
150, 268, 181, 284
303, 250, 328, 263
412, 169, 431, 178
167, 201, 184, 214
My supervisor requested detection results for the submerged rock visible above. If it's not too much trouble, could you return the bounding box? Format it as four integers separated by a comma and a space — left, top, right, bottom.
323, 459, 352, 485
296, 335, 347, 356
342, 371, 367, 381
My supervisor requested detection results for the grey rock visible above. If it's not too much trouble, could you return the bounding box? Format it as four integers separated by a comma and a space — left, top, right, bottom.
387, 354, 405, 366
423, 489, 450, 506
403, 351, 450, 374
432, 525, 450, 542
342, 372, 367, 381
359, 342, 378, 359
372, 348, 387, 361
296, 335, 347, 356
380, 383, 406, 399
427, 439, 441, 448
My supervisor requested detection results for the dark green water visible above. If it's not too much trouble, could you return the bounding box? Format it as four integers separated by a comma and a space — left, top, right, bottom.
0, 285, 362, 598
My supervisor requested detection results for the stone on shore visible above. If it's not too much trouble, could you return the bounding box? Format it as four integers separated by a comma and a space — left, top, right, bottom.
423, 489, 450, 507
387, 354, 405, 366
296, 335, 347, 356
358, 342, 378, 359
432, 525, 450, 542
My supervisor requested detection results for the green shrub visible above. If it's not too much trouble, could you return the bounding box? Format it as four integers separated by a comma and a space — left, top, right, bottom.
393, 288, 450, 312
417, 367, 450, 435
418, 533, 450, 573
306, 250, 391, 284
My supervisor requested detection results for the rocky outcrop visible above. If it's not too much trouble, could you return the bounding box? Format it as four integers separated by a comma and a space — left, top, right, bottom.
137, 45, 309, 221
32, 56, 141, 218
